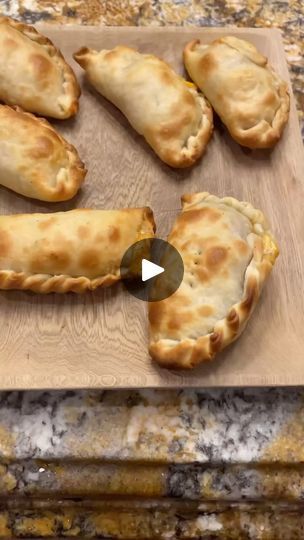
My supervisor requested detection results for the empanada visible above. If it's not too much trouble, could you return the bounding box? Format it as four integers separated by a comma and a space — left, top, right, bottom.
0, 207, 155, 293
149, 192, 279, 369
0, 16, 80, 119
184, 36, 290, 148
73, 45, 213, 168
0, 105, 86, 201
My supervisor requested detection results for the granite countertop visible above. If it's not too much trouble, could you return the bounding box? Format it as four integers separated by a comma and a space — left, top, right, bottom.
0, 388, 304, 537
0, 1, 303, 538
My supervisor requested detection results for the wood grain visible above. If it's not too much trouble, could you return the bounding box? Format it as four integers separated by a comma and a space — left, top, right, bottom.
0, 26, 303, 389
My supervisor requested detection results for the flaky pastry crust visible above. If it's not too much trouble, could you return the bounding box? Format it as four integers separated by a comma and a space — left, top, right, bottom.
0, 207, 155, 293
0, 16, 80, 118
149, 192, 279, 369
184, 36, 290, 148
74, 45, 213, 167
0, 105, 86, 201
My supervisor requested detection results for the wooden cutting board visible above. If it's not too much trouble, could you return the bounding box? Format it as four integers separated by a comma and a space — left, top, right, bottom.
0, 25, 303, 389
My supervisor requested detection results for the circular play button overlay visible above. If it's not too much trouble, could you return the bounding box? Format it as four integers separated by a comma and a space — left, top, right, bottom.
120, 238, 184, 302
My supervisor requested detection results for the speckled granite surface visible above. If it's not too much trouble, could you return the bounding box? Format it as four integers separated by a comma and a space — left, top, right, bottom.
0, 389, 303, 537
1, 388, 303, 463
0, 1, 303, 538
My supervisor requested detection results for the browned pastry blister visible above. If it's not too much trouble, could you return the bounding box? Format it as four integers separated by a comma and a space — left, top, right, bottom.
0, 16, 80, 118
184, 36, 290, 148
149, 192, 279, 369
0, 208, 155, 293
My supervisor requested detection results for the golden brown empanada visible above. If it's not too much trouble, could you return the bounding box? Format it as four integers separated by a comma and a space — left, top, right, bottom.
0, 16, 80, 118
184, 36, 290, 148
0, 207, 155, 293
0, 105, 85, 201
73, 45, 213, 168
149, 192, 279, 369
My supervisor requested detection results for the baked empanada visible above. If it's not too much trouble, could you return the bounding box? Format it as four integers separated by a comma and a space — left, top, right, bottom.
149, 192, 279, 369
73, 45, 213, 168
184, 36, 290, 148
0, 16, 80, 119
0, 105, 85, 201
0, 207, 155, 293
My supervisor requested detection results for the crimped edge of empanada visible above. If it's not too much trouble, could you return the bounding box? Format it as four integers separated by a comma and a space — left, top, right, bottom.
184, 37, 290, 149
0, 207, 155, 294
4, 105, 86, 201
0, 16, 80, 119
159, 90, 214, 168
0, 272, 119, 294
73, 45, 213, 168
149, 192, 279, 369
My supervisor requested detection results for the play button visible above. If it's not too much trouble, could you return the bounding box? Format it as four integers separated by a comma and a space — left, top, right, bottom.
120, 238, 184, 302
142, 259, 164, 282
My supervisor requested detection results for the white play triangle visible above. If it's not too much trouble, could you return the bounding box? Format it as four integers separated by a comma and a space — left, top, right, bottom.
141, 259, 164, 282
